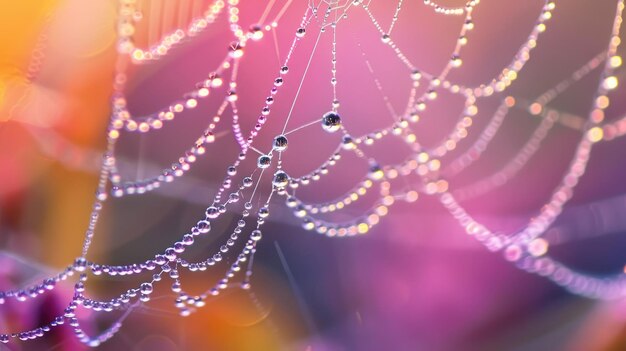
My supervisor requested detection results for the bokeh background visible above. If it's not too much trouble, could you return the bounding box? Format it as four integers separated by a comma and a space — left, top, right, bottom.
1, 0, 626, 350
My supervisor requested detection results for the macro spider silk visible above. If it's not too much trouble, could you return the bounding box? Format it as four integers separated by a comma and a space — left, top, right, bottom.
0, 0, 625, 350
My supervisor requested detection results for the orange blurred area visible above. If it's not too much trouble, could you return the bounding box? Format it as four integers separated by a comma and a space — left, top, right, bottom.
0, 0, 115, 267
0, 4, 306, 349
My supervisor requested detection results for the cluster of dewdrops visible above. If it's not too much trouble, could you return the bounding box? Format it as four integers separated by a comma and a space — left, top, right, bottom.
2, 0, 626, 346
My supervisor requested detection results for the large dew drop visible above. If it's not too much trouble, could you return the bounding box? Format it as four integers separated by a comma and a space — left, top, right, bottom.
321, 111, 342, 133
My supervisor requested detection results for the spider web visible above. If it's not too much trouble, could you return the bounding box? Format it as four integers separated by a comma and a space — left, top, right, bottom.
1, 0, 625, 347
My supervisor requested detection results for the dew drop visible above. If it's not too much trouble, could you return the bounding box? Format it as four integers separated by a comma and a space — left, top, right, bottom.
251, 230, 262, 241
272, 170, 290, 188
272, 135, 288, 151
257, 155, 272, 168
321, 111, 342, 133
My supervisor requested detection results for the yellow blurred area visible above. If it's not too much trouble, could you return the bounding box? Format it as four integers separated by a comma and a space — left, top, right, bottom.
0, 0, 56, 99
1, 2, 48, 124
